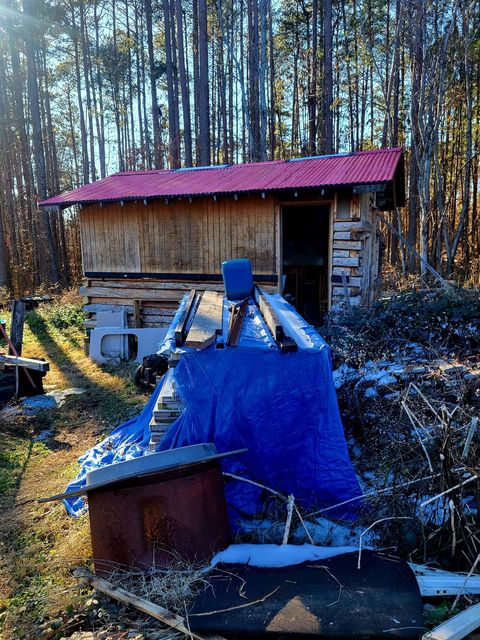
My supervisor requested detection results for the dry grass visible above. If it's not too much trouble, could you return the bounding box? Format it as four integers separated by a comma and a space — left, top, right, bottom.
104, 555, 212, 614
0, 300, 149, 639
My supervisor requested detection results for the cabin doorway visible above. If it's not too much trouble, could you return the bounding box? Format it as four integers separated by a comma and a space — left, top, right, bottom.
281, 204, 330, 325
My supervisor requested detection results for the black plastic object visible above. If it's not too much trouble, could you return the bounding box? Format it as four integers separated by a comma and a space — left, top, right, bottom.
134, 353, 169, 389
189, 551, 425, 639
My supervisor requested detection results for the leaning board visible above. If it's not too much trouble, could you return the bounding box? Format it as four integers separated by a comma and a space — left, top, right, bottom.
185, 291, 224, 349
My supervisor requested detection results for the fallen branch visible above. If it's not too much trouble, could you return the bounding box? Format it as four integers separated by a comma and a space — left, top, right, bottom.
309, 471, 447, 517
223, 472, 314, 543
462, 417, 478, 460
73, 568, 225, 640
282, 495, 295, 545
357, 517, 413, 570
401, 400, 434, 471
420, 475, 478, 509
451, 551, 480, 611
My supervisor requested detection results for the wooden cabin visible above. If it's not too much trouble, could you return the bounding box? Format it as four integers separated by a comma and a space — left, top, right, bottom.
40, 148, 405, 328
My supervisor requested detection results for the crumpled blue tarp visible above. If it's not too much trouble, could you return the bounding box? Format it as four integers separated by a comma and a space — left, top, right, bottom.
63, 294, 362, 522
160, 345, 362, 524
63, 385, 161, 515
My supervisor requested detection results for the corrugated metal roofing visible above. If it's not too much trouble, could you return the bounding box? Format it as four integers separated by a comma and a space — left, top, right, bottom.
39, 147, 403, 207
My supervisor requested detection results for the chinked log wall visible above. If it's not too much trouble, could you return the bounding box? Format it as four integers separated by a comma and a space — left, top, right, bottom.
79, 194, 278, 329
330, 191, 378, 311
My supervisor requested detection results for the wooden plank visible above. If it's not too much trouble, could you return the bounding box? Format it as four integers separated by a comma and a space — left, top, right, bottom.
73, 569, 225, 640
80, 286, 184, 301
423, 603, 480, 640
0, 354, 49, 372
254, 287, 281, 341
333, 231, 352, 240
332, 257, 360, 267
333, 240, 362, 251
254, 287, 297, 352
173, 289, 197, 346
333, 221, 371, 232
89, 279, 226, 291
185, 291, 224, 349
9, 300, 26, 356
133, 299, 141, 328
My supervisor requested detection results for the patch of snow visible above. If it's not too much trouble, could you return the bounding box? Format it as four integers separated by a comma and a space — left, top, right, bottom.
21, 388, 85, 415
210, 543, 358, 568
361, 362, 404, 383
384, 391, 400, 400
377, 374, 397, 387
293, 517, 364, 547
332, 364, 358, 389
364, 387, 378, 398
33, 429, 54, 442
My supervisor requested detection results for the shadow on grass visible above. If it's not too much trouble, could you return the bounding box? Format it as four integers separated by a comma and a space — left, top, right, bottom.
25, 311, 145, 427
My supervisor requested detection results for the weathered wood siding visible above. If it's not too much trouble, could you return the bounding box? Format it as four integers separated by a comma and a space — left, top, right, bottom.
80, 194, 277, 275
79, 189, 381, 328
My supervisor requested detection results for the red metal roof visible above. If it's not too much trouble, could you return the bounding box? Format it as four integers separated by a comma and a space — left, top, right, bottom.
39, 148, 403, 208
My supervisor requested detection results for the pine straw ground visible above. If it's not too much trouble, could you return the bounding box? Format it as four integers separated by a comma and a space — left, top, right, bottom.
1, 287, 480, 639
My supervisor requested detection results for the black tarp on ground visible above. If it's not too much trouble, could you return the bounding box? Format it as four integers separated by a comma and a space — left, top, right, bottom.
189, 551, 424, 639
0, 371, 15, 407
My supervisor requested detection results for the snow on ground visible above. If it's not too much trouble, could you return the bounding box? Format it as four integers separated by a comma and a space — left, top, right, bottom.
293, 516, 365, 546
210, 543, 358, 568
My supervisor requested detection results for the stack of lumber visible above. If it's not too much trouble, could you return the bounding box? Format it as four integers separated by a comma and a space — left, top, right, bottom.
149, 369, 184, 447
148, 287, 299, 447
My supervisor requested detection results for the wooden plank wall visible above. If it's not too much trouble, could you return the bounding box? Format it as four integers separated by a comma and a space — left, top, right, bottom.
80, 194, 278, 328
79, 190, 379, 325
80, 194, 277, 275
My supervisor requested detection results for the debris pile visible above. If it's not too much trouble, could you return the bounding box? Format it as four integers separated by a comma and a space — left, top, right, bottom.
323, 288, 480, 571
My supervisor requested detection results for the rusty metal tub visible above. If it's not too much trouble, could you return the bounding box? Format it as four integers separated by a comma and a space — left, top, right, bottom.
85, 444, 233, 573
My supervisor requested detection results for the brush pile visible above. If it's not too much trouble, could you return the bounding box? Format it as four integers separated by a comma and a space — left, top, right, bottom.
322, 288, 480, 570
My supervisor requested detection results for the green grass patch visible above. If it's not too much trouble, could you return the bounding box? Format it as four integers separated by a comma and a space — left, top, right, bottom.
0, 436, 32, 496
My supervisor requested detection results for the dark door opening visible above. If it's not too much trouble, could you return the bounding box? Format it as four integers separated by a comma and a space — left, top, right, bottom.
282, 204, 330, 325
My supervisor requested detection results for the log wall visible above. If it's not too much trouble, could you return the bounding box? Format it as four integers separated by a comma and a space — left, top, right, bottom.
81, 278, 277, 328
330, 191, 379, 311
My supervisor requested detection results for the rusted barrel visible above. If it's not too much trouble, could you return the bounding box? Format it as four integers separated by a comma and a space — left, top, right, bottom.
86, 444, 231, 574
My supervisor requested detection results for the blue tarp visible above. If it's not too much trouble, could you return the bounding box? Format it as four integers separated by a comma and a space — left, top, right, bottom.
63, 295, 362, 522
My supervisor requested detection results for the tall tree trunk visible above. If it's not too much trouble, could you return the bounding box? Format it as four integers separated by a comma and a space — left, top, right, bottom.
322, 0, 333, 153
79, 0, 96, 181
197, 0, 211, 165
248, 0, 261, 161
145, 0, 162, 167
70, 2, 90, 183
407, 0, 423, 272
163, 0, 180, 168
175, 0, 193, 166
308, 0, 318, 154
23, 0, 59, 284
93, 2, 106, 177
259, 0, 267, 160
